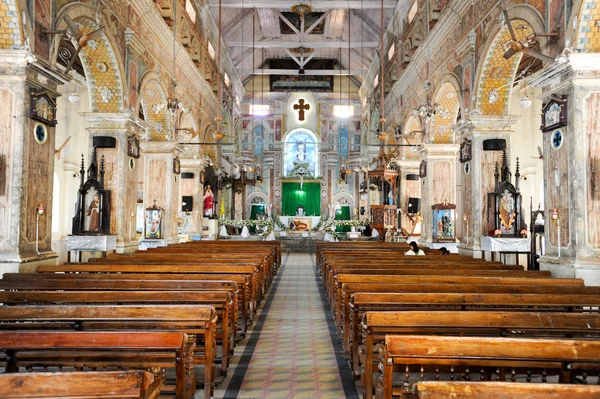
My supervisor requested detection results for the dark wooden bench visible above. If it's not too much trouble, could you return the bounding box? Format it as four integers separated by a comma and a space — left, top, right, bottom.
0, 331, 190, 398
0, 371, 160, 399
0, 305, 215, 399
0, 290, 234, 376
377, 336, 600, 399
360, 311, 600, 399
414, 381, 600, 399
0, 278, 245, 338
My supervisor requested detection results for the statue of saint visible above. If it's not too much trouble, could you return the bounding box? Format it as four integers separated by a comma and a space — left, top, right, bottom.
296, 141, 306, 161
203, 186, 214, 217
86, 194, 100, 232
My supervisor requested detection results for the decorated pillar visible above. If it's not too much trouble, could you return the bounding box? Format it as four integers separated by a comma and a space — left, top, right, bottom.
396, 161, 421, 232
455, 116, 518, 257
418, 144, 459, 244
0, 51, 61, 273
530, 55, 600, 284
180, 159, 207, 235
83, 113, 145, 253
140, 141, 182, 245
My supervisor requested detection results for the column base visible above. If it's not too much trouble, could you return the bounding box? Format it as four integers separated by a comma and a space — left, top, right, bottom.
538, 256, 600, 285
1, 252, 60, 274
457, 243, 483, 259
116, 241, 140, 254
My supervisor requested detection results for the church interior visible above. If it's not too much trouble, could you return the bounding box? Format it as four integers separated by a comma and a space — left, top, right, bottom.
1, 0, 600, 397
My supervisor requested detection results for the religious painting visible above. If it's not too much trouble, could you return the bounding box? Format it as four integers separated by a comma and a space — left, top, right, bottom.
275, 119, 282, 141
432, 204, 456, 242
242, 119, 251, 129
459, 139, 472, 163
128, 60, 138, 114
203, 184, 215, 217
254, 125, 264, 161
284, 130, 318, 177
338, 127, 349, 161
173, 157, 181, 175
271, 75, 333, 92
288, 217, 312, 231
144, 206, 163, 239
84, 188, 100, 232
279, 11, 326, 34
499, 189, 516, 233
541, 96, 567, 132
462, 60, 473, 111
30, 90, 57, 126
419, 160, 427, 178
127, 135, 140, 158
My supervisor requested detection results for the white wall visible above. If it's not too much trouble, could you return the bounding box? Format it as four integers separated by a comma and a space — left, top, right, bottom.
51, 82, 91, 262
509, 80, 544, 227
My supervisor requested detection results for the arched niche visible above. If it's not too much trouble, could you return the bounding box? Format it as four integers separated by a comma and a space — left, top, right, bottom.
282, 128, 319, 177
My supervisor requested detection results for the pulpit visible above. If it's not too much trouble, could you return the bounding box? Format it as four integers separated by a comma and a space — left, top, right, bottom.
368, 148, 399, 233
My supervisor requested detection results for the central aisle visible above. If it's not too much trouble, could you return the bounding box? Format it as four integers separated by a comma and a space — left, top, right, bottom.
215, 253, 357, 399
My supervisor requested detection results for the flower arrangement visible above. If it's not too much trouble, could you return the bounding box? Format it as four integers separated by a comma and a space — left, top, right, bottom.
494, 229, 502, 238
272, 213, 291, 232
219, 218, 274, 238
519, 229, 528, 238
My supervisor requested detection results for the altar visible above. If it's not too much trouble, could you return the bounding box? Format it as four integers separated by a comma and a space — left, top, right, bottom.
278, 216, 321, 231
481, 236, 531, 267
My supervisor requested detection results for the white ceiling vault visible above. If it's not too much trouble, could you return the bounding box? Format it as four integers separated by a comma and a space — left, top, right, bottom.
209, 0, 398, 86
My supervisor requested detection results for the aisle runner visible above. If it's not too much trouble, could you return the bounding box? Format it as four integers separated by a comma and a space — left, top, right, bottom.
217, 253, 357, 399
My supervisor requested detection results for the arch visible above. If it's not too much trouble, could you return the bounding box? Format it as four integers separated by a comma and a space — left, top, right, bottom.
332, 192, 355, 208
0, 0, 24, 50
138, 72, 171, 141
430, 81, 461, 144
178, 112, 199, 158
246, 190, 270, 216
401, 115, 422, 161
474, 6, 544, 116
53, 4, 125, 113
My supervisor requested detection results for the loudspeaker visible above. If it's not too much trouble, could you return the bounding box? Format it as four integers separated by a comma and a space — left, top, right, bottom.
407, 197, 421, 213
182, 196, 193, 212
482, 138, 506, 151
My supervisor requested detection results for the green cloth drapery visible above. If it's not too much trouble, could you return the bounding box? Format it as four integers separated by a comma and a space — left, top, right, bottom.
249, 204, 266, 233
282, 182, 321, 216
335, 206, 350, 232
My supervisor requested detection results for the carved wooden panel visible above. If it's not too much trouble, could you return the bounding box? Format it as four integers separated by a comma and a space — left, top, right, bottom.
586, 93, 600, 248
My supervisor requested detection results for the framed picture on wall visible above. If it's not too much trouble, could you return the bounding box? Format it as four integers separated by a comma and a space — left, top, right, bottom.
540, 95, 567, 133
30, 90, 57, 127
127, 135, 140, 158
459, 139, 472, 163
419, 160, 427, 178
173, 157, 181, 175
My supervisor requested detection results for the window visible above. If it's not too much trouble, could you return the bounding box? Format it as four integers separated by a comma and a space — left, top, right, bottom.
250, 104, 270, 116
208, 41, 215, 60
352, 134, 361, 152
224, 72, 230, 87
333, 105, 354, 118
185, 0, 196, 23
374, 74, 379, 88
388, 43, 395, 61
408, 0, 418, 24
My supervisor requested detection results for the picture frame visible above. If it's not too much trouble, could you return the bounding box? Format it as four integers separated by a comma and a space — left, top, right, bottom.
419, 160, 427, 178
540, 95, 567, 133
33, 122, 47, 145
459, 139, 472, 163
144, 206, 164, 239
30, 90, 57, 127
127, 135, 140, 158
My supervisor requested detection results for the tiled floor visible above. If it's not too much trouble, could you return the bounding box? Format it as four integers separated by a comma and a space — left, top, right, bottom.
212, 253, 356, 399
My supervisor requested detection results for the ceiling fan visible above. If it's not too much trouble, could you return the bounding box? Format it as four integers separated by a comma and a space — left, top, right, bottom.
530, 146, 543, 160
501, 9, 554, 64
61, 14, 106, 74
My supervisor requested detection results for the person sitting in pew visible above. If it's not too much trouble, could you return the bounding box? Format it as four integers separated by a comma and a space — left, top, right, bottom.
405, 241, 425, 256
439, 247, 451, 255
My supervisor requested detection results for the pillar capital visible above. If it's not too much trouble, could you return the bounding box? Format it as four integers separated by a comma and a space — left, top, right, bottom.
140, 140, 183, 155
81, 113, 146, 136
421, 143, 460, 158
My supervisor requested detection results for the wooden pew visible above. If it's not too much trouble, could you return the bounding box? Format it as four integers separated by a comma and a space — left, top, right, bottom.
376, 336, 600, 399
348, 292, 600, 378
0, 371, 160, 399
0, 331, 189, 398
0, 290, 234, 376
5, 272, 253, 330
415, 381, 600, 399
0, 278, 244, 338
0, 305, 215, 399
37, 264, 262, 314
360, 311, 600, 399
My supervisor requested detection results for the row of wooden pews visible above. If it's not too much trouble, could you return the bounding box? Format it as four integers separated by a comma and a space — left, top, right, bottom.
0, 241, 280, 399
316, 241, 600, 399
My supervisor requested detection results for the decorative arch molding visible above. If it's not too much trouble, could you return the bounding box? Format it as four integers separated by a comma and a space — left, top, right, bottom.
282, 126, 319, 143
246, 190, 270, 216
430, 81, 461, 144
332, 192, 355, 208
138, 71, 171, 140
474, 5, 545, 116
53, 3, 125, 113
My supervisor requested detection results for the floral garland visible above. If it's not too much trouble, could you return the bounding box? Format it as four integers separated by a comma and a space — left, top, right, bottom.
311, 215, 329, 232
219, 218, 274, 238
272, 213, 291, 232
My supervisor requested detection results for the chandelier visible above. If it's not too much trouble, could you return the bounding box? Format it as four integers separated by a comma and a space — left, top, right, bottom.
413, 82, 444, 122
291, 3, 312, 19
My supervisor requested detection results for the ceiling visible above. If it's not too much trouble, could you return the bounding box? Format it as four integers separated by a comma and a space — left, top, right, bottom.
209, 0, 398, 87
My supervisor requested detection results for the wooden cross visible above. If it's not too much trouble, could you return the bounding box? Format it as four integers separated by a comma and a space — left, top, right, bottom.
293, 99, 310, 121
